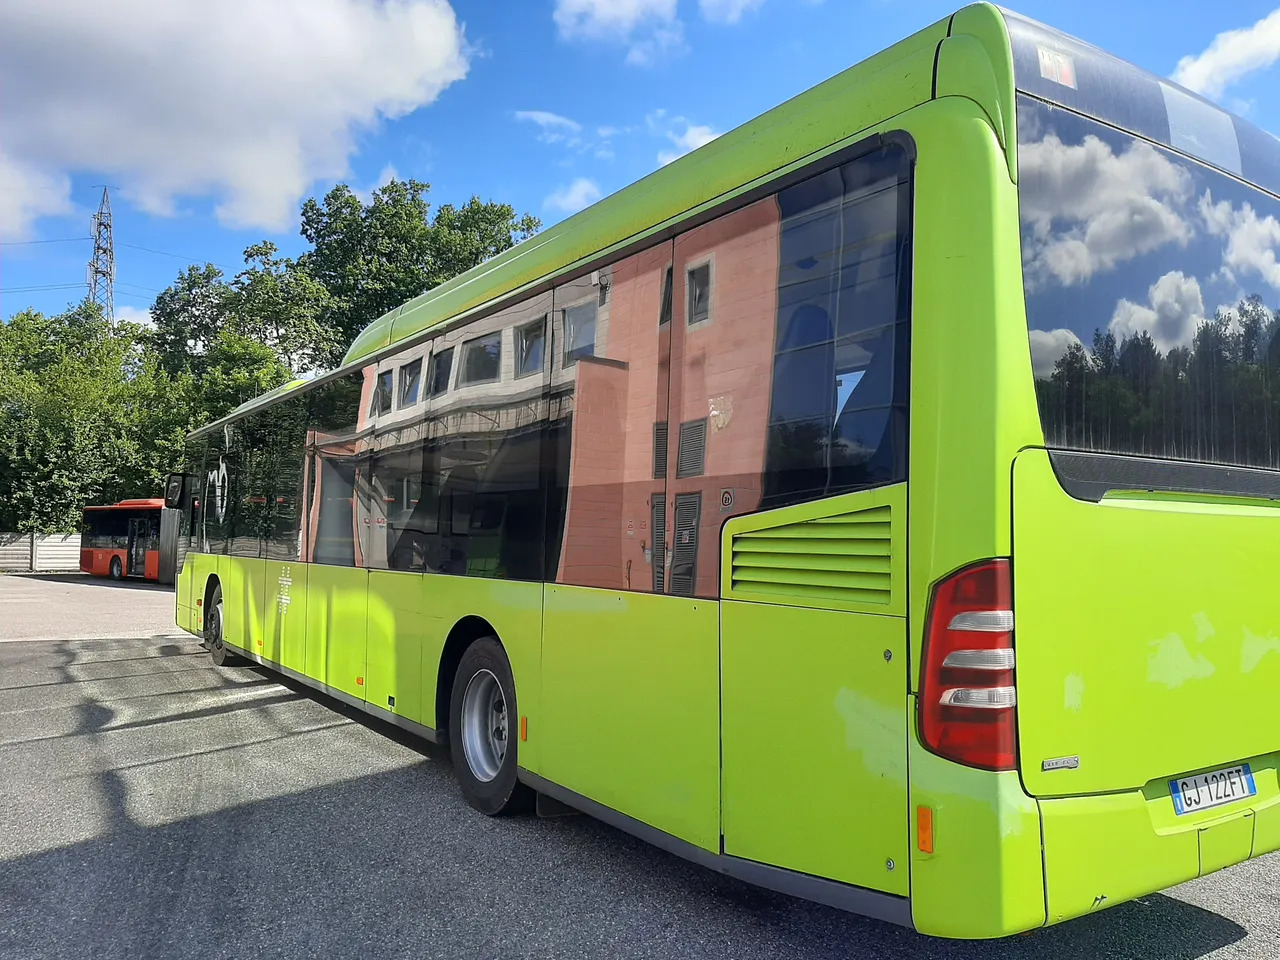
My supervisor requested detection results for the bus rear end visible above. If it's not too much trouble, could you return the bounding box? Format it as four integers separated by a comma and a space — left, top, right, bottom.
1004, 11, 1280, 931
910, 8, 1280, 937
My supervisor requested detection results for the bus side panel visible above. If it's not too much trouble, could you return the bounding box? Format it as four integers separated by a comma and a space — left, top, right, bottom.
366, 569, 428, 726
416, 575, 543, 762
304, 564, 368, 699
144, 550, 160, 581
264, 558, 307, 675
175, 551, 207, 637
540, 586, 720, 853
908, 725, 1045, 938
721, 603, 909, 896
221, 556, 267, 655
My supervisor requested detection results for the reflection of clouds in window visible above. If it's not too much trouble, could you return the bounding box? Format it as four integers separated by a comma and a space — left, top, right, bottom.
1028, 327, 1086, 378
1199, 190, 1280, 289
1109, 270, 1206, 353
1020, 133, 1191, 288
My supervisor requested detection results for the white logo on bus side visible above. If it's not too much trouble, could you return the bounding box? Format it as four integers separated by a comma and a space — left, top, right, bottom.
207, 458, 229, 523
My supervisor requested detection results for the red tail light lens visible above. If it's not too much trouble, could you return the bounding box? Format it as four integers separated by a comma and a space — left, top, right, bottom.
919, 559, 1017, 771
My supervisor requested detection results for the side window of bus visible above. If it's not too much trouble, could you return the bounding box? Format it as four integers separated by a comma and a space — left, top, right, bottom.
262, 395, 308, 562
305, 372, 366, 567
653, 142, 912, 598
411, 293, 551, 580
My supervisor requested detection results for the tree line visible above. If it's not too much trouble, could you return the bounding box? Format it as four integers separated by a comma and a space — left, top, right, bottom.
1038, 294, 1280, 469
0, 179, 539, 533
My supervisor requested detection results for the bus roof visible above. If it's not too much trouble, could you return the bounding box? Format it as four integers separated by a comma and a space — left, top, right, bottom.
84, 499, 166, 512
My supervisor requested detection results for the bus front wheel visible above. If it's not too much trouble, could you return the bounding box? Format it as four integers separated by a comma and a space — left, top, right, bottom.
449, 637, 533, 816
206, 584, 244, 668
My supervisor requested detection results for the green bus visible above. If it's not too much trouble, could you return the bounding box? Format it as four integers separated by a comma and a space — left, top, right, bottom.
169, 4, 1280, 938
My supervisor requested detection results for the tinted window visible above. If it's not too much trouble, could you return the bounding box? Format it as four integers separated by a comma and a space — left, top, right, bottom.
563, 300, 597, 364
398, 359, 422, 407
461, 332, 502, 385
428, 348, 453, 397
516, 319, 545, 377
306, 373, 365, 566
687, 263, 711, 324
659, 266, 673, 326
371, 370, 393, 416
1019, 96, 1280, 469
763, 144, 911, 507
261, 395, 308, 561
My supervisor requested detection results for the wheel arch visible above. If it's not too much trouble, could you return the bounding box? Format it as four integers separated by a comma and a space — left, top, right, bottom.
435, 615, 502, 740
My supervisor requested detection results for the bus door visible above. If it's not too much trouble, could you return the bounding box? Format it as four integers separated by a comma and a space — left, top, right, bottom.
127, 516, 148, 576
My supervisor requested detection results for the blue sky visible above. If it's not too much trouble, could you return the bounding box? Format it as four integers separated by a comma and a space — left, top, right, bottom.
3, 0, 1279, 325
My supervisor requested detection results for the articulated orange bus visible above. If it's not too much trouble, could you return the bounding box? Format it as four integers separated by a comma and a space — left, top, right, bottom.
80, 499, 179, 583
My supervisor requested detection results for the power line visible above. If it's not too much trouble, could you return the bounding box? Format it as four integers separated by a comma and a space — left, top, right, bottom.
0, 283, 87, 293
117, 241, 237, 270
117, 281, 163, 293
0, 237, 92, 246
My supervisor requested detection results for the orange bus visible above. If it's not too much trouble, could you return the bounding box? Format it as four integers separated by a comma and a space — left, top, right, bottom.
80, 499, 178, 583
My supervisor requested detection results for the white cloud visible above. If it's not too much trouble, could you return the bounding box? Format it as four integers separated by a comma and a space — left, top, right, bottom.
515, 110, 584, 146
0, 0, 469, 236
1172, 8, 1280, 99
553, 0, 684, 64
353, 164, 400, 205
0, 152, 73, 241
1199, 189, 1280, 289
699, 0, 766, 23
652, 113, 722, 165
1028, 327, 1085, 378
1019, 132, 1192, 287
545, 178, 602, 214
115, 304, 155, 329
1110, 270, 1206, 352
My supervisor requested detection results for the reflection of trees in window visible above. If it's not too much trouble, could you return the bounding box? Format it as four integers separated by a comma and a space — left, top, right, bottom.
461, 332, 502, 385
1037, 295, 1280, 469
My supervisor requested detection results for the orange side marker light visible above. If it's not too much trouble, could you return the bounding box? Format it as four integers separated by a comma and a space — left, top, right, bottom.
356, 676, 364, 686
520, 716, 528, 742
917, 805, 935, 854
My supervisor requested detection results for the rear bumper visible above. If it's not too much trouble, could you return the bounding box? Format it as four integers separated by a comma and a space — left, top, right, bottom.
1040, 750, 1280, 925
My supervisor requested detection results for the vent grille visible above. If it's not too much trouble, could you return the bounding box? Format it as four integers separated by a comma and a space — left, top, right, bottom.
653, 422, 668, 479
651, 494, 666, 593
730, 503, 892, 606
676, 419, 707, 479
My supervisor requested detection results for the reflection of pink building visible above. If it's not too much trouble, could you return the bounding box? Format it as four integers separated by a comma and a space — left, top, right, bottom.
558, 199, 781, 596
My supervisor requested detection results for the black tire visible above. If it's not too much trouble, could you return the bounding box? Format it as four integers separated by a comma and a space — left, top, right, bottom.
108, 556, 123, 580
205, 584, 244, 667
449, 637, 533, 816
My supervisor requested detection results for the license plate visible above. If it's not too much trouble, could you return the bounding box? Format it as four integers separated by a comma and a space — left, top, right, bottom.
1170, 764, 1256, 816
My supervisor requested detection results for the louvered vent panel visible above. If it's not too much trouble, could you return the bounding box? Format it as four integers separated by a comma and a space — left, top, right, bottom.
676, 419, 707, 478
730, 503, 893, 606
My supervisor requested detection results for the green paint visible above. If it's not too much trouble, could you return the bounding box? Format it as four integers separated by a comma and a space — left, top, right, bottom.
908, 725, 1046, 938
366, 569, 429, 724
541, 585, 720, 852
221, 556, 267, 654
722, 601, 909, 895
264, 558, 308, 673
305, 564, 368, 699
1013, 449, 1280, 798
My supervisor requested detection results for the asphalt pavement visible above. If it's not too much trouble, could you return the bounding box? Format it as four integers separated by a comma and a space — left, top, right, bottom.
0, 573, 1276, 959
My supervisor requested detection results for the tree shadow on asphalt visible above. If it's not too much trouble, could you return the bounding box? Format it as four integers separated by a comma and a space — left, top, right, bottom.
0, 639, 1250, 960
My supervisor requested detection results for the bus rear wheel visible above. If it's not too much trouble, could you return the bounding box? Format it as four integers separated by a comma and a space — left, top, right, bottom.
108, 556, 123, 580
449, 637, 533, 816
206, 584, 243, 667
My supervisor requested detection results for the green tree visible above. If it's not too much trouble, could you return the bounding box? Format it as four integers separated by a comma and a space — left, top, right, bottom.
299, 178, 539, 360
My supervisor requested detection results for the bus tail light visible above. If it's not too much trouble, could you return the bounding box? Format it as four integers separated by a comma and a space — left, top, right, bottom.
919, 559, 1017, 771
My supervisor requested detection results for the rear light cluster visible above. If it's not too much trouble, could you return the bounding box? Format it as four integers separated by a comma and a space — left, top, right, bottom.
919, 559, 1017, 771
